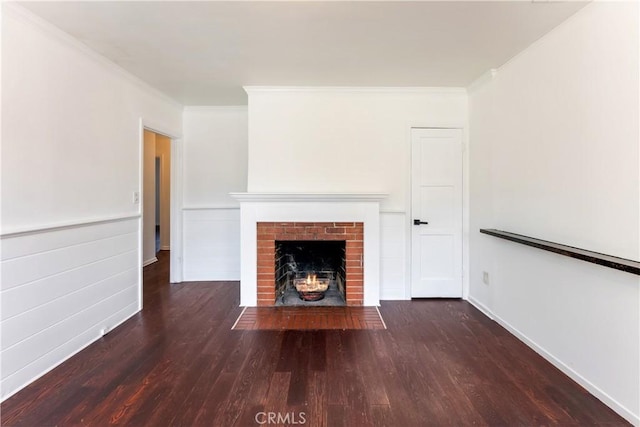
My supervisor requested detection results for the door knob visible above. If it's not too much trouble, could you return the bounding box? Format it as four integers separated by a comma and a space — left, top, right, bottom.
413, 219, 429, 225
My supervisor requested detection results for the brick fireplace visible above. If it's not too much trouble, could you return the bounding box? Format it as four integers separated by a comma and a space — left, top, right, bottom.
257, 222, 364, 306
230, 192, 385, 307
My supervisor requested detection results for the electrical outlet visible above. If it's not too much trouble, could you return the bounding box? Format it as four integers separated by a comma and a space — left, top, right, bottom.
133, 191, 140, 204
482, 271, 490, 285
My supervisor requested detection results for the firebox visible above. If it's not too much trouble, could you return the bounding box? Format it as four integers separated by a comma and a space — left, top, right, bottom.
275, 241, 346, 306
256, 222, 364, 306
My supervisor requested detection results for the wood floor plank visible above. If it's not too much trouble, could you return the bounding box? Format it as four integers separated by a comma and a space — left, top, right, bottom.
340, 332, 375, 427
246, 333, 284, 406
353, 333, 389, 407
326, 404, 348, 427
0, 252, 630, 426
190, 372, 236, 425
308, 330, 327, 372
265, 371, 291, 406
286, 333, 311, 406
325, 331, 348, 406
306, 371, 327, 427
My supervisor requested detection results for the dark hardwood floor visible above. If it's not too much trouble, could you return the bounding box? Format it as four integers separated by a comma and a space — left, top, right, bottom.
1, 251, 629, 426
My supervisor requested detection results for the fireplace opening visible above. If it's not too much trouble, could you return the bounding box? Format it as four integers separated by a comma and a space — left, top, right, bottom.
275, 240, 346, 306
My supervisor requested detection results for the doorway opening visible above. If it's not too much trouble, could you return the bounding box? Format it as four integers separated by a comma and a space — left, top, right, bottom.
143, 129, 172, 266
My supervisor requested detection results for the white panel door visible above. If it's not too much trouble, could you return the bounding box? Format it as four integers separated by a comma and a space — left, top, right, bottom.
411, 128, 463, 298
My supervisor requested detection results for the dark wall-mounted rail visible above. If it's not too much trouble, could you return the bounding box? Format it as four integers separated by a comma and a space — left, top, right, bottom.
479, 229, 640, 276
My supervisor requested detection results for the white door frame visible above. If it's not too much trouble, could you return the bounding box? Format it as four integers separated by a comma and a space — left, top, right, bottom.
406, 125, 469, 300
138, 119, 183, 310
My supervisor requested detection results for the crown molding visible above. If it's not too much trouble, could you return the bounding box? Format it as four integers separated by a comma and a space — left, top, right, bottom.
183, 106, 248, 112
467, 69, 498, 94
243, 86, 467, 96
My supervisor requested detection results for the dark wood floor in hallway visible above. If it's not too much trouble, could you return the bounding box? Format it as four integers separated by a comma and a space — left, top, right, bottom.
1, 251, 628, 426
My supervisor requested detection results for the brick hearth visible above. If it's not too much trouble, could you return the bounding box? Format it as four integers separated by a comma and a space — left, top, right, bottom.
256, 222, 364, 306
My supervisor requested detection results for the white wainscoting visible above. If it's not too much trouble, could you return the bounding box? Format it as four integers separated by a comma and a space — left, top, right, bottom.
0, 216, 140, 401
380, 212, 408, 300
181, 208, 406, 296
182, 208, 240, 281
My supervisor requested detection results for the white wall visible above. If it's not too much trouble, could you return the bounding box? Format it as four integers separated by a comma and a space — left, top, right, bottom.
1, 4, 182, 401
246, 88, 468, 298
468, 2, 639, 424
182, 107, 248, 280
247, 88, 467, 212
1, 7, 182, 231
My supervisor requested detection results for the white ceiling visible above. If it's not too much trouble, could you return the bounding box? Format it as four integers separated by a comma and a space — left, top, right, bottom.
18, 1, 588, 105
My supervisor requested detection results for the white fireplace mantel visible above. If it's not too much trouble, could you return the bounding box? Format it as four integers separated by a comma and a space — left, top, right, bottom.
230, 192, 387, 307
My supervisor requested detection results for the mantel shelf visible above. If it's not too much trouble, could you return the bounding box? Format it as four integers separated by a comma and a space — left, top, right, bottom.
229, 192, 388, 203
480, 229, 640, 276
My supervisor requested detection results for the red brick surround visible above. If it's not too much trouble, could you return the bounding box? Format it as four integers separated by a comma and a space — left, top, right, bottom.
257, 222, 364, 306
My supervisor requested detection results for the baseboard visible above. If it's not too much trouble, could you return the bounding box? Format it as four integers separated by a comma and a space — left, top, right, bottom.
467, 295, 494, 320
143, 257, 158, 267
159, 246, 170, 251
183, 272, 240, 281
467, 296, 639, 426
